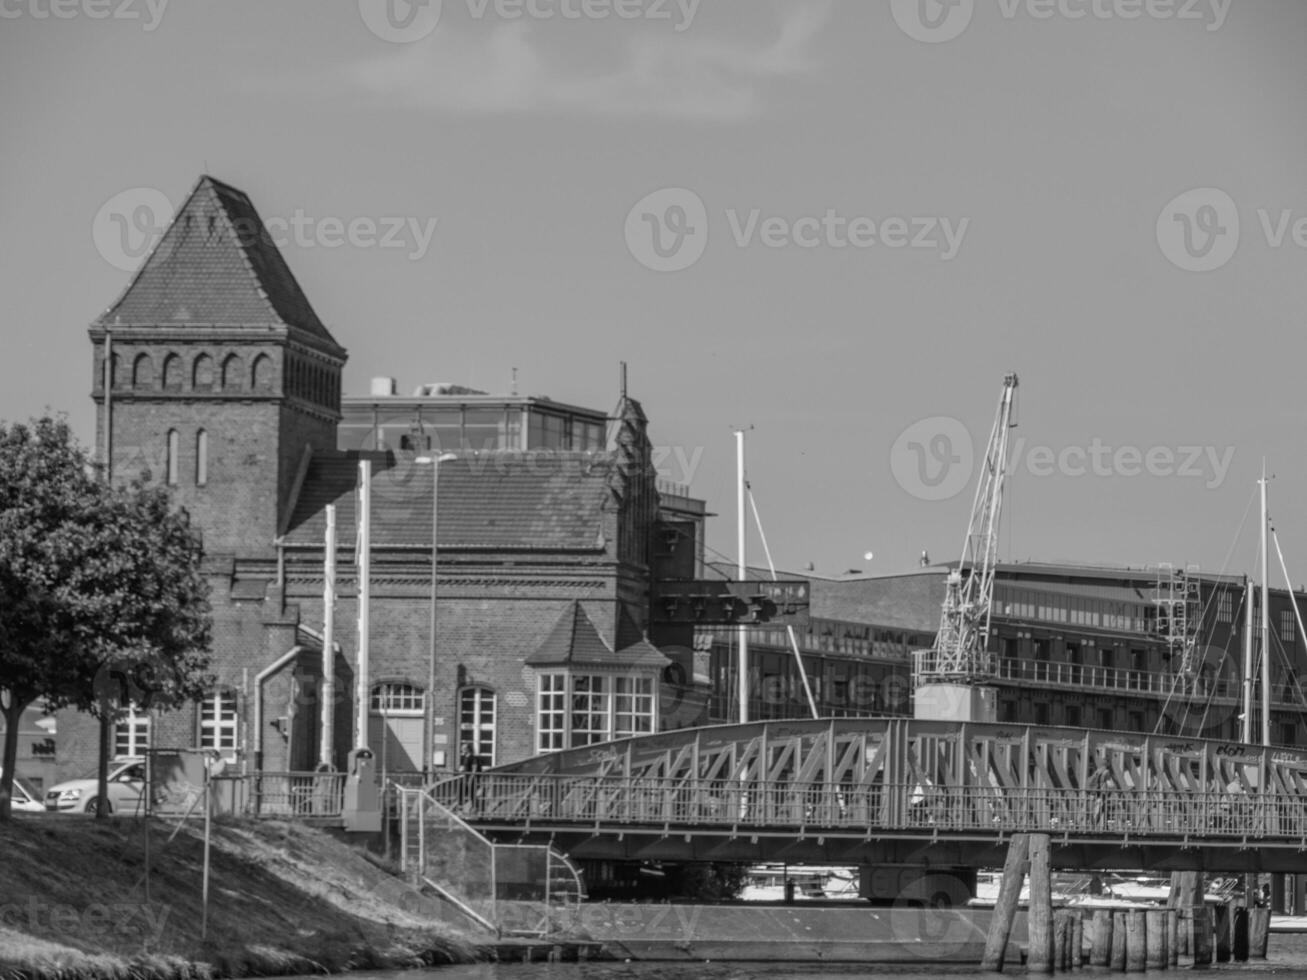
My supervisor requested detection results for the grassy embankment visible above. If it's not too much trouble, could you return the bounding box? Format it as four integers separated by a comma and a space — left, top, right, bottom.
0, 814, 484, 980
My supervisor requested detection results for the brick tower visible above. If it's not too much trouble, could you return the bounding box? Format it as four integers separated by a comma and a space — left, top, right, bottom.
88, 176, 348, 556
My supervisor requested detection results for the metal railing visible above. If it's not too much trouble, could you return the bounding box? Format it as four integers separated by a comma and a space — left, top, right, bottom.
244, 771, 347, 817
446, 773, 1307, 844
911, 651, 1304, 708
396, 781, 586, 937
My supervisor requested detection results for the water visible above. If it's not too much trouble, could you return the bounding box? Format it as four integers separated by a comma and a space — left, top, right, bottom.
330, 932, 1307, 980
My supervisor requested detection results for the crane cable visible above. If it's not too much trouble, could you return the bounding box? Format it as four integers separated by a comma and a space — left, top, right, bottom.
746, 483, 820, 720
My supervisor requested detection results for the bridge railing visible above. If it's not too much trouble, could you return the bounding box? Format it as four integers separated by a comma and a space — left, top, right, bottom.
452, 773, 1307, 842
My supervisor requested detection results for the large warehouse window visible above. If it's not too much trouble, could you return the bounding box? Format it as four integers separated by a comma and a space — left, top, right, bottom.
535, 672, 657, 753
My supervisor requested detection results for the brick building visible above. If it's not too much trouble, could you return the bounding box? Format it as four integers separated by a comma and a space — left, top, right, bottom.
49, 175, 706, 792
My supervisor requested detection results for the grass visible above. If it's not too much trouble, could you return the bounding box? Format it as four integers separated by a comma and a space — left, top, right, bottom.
0, 814, 482, 980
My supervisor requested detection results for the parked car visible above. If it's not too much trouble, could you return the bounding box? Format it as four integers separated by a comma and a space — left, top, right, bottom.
44, 759, 146, 814
1, 769, 46, 814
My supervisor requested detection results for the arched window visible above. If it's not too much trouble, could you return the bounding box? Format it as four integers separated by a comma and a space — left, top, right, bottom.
162, 353, 182, 391
166, 429, 179, 485
221, 353, 244, 392
195, 429, 208, 486
198, 690, 238, 762
132, 353, 154, 389
459, 687, 497, 768
251, 353, 274, 392
192, 353, 214, 391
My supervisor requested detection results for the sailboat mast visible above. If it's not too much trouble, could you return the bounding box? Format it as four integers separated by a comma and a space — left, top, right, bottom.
737, 429, 749, 724
1261, 460, 1271, 748
1242, 574, 1253, 744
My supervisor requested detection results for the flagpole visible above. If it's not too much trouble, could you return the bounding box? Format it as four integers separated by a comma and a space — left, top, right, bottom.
355, 460, 372, 752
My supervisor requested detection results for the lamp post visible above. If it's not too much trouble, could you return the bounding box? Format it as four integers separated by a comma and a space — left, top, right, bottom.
416, 452, 456, 779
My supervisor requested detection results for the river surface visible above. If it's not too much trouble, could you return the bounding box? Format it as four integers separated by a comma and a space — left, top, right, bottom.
332, 932, 1307, 980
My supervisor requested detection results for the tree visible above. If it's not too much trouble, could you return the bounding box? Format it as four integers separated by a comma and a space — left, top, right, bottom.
0, 416, 212, 820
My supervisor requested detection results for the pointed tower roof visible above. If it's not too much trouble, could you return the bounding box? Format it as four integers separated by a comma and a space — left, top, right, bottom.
95, 175, 343, 353
526, 601, 670, 669
526, 602, 615, 667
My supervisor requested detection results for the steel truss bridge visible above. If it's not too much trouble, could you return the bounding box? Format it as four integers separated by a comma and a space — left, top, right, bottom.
432, 719, 1307, 872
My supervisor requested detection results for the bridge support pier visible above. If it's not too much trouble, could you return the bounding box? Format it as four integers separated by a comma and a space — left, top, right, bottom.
1070, 913, 1083, 970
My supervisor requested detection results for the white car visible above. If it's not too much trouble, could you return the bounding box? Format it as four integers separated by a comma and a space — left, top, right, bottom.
2, 770, 46, 814
44, 759, 146, 814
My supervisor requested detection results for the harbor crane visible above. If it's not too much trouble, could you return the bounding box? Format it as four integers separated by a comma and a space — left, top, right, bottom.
914, 373, 1019, 722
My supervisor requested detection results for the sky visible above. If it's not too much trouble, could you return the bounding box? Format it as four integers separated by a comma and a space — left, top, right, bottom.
2, 0, 1305, 584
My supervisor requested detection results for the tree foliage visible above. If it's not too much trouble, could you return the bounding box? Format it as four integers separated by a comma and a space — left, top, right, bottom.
0, 416, 213, 819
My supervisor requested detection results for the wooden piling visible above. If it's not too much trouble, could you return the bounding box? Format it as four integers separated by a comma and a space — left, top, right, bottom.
1089, 909, 1113, 967
1166, 909, 1179, 967
1110, 911, 1128, 971
1054, 912, 1070, 972
1145, 910, 1167, 970
981, 833, 1030, 972
1125, 910, 1146, 973
1249, 907, 1270, 959
1191, 906, 1212, 966
1070, 913, 1084, 970
1214, 902, 1231, 963
1233, 905, 1249, 961
1028, 834, 1054, 974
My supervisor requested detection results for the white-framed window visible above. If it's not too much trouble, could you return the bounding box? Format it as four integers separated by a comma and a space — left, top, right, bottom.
199, 690, 239, 761
535, 671, 658, 753
570, 675, 609, 747
614, 676, 655, 738
114, 706, 150, 759
537, 674, 566, 752
370, 682, 425, 714
1218, 592, 1233, 623
458, 687, 496, 767
1282, 609, 1296, 643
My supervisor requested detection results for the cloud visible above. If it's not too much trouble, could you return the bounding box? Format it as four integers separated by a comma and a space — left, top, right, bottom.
346, 1, 831, 120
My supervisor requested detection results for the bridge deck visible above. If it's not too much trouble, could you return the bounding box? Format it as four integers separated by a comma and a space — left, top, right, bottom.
448, 718, 1307, 870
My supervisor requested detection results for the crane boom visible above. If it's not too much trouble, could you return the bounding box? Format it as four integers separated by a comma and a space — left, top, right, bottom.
914, 373, 1019, 719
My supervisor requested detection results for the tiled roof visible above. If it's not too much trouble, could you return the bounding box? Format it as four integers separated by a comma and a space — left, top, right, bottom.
96, 175, 343, 351
526, 603, 615, 666
810, 572, 947, 633
283, 450, 613, 550
526, 602, 671, 668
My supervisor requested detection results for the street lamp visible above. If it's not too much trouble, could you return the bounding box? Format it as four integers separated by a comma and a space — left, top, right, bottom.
416, 452, 457, 779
